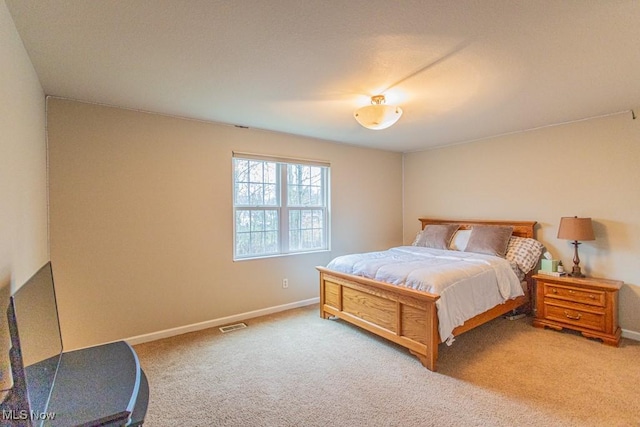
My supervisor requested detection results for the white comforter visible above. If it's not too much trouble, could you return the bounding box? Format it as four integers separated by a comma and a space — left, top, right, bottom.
326, 246, 523, 345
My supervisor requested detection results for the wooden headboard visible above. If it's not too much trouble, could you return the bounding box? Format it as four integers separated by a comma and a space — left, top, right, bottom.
419, 218, 536, 239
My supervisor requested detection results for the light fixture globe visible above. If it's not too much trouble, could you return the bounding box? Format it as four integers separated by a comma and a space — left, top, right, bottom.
354, 95, 403, 130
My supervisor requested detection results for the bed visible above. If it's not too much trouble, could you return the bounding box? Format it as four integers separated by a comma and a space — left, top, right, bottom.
317, 218, 540, 372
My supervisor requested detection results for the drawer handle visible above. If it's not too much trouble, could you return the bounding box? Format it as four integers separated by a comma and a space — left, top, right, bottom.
568, 290, 575, 294
589, 294, 596, 299
551, 288, 557, 293
564, 310, 582, 321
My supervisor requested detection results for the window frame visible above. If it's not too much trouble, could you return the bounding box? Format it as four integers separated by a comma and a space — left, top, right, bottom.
232, 153, 330, 260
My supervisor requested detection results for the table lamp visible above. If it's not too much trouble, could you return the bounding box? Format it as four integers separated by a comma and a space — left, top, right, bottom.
557, 216, 595, 278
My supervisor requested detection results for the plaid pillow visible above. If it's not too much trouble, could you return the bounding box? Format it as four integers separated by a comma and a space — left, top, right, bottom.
506, 236, 544, 274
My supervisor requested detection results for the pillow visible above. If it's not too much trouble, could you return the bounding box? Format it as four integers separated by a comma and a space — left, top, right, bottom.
505, 236, 545, 274
508, 258, 526, 281
415, 224, 460, 250
464, 225, 513, 257
448, 229, 472, 251
411, 230, 423, 246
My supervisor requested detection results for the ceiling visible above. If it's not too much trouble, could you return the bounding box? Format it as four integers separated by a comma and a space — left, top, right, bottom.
6, 1, 640, 152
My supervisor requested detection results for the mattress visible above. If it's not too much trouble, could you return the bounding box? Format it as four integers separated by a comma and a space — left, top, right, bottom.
326, 246, 524, 344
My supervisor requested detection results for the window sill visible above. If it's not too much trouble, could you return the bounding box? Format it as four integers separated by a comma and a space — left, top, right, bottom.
233, 249, 331, 262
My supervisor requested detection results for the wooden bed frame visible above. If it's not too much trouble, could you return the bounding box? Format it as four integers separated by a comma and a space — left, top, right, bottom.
317, 218, 537, 372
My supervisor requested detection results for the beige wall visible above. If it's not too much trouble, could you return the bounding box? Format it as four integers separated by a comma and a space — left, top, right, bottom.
0, 0, 48, 391
47, 99, 403, 350
403, 112, 640, 335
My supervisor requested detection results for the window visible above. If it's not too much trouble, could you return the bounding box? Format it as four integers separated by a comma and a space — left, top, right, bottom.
233, 153, 330, 259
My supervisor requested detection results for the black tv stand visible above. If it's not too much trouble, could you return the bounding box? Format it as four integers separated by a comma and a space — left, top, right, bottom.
46, 342, 148, 426
1, 262, 148, 426
3, 341, 148, 427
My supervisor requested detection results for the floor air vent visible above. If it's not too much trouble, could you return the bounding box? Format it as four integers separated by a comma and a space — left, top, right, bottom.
219, 322, 247, 333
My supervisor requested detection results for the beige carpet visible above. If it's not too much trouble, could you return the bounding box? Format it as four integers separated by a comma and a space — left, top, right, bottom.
134, 305, 640, 426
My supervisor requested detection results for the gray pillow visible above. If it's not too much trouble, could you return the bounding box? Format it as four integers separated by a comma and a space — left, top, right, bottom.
464, 225, 514, 257
415, 224, 460, 250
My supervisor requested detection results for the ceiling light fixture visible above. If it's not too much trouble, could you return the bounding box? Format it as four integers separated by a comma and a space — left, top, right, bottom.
354, 95, 403, 130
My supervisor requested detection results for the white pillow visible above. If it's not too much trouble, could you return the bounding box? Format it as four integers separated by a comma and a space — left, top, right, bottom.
411, 230, 423, 246
449, 229, 471, 251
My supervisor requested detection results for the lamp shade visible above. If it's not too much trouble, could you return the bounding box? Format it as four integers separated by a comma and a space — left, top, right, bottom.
557, 216, 595, 241
354, 95, 403, 130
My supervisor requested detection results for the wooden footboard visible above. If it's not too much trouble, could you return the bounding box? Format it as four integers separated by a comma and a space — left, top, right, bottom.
318, 266, 529, 371
317, 266, 441, 371
318, 218, 536, 372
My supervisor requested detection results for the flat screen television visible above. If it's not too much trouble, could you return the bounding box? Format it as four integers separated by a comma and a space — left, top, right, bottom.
1, 262, 63, 426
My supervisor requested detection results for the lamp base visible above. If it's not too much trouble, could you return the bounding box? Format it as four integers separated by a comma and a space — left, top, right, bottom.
569, 241, 586, 278
569, 265, 585, 278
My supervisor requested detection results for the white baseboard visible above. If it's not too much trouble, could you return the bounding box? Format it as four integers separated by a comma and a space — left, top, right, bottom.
125, 297, 320, 346
622, 328, 640, 342
96, 298, 640, 348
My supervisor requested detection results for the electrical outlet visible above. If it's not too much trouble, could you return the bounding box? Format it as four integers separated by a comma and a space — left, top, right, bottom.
282, 278, 288, 289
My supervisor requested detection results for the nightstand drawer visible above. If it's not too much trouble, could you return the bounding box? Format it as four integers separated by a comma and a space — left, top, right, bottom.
544, 302, 605, 332
543, 283, 605, 307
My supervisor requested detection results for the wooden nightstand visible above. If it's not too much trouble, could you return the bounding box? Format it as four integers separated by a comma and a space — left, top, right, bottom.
532, 274, 622, 346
